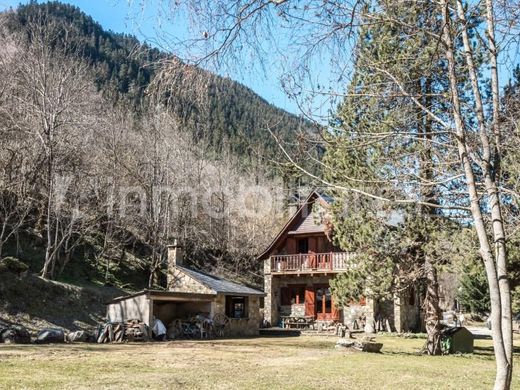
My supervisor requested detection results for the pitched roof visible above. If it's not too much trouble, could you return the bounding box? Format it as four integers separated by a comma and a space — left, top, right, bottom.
178, 266, 265, 296
288, 207, 325, 235
257, 190, 332, 260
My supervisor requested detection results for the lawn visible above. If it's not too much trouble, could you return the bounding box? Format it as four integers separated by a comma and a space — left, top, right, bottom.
0, 334, 518, 389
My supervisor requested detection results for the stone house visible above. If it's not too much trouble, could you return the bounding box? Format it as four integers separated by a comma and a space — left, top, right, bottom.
106, 242, 265, 337
259, 190, 422, 332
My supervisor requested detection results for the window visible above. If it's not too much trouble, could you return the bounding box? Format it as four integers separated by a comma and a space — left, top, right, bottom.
225, 296, 248, 318
280, 286, 305, 305
297, 238, 309, 253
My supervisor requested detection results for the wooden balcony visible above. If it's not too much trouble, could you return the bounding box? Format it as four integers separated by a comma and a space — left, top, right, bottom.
270, 252, 349, 274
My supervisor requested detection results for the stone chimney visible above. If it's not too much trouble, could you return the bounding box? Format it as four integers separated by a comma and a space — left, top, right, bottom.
167, 239, 183, 268
167, 239, 183, 288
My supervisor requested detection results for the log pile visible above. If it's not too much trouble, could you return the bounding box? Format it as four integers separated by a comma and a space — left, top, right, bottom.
95, 319, 149, 343
125, 319, 148, 342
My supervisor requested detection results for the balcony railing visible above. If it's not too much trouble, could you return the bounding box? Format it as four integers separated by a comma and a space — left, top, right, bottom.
270, 252, 349, 274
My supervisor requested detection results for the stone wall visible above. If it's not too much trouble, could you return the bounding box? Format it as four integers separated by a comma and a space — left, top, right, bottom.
263, 273, 276, 326
264, 274, 337, 327
211, 294, 261, 337
279, 303, 305, 317
343, 304, 370, 330
167, 268, 214, 294
392, 288, 422, 332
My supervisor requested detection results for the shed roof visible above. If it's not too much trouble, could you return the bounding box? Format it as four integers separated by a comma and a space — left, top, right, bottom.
106, 289, 216, 304
177, 266, 265, 296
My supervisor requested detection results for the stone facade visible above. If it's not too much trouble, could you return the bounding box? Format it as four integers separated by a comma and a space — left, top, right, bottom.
164, 244, 262, 337
393, 288, 422, 332
343, 303, 371, 330
167, 268, 214, 295
264, 263, 423, 332
212, 294, 262, 337
264, 272, 338, 327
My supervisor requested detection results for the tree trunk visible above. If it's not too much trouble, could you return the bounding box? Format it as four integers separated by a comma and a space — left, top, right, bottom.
441, 1, 512, 387
42, 130, 54, 280
424, 261, 442, 355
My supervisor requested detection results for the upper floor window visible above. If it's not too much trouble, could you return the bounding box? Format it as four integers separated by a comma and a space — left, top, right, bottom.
297, 238, 308, 253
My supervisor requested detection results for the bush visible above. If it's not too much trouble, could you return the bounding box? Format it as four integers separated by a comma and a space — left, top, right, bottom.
0, 257, 29, 275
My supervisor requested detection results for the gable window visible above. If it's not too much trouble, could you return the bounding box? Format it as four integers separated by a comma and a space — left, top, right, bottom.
225, 296, 249, 318
297, 238, 309, 253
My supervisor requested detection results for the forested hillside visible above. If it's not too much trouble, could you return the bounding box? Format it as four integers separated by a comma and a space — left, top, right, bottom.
0, 1, 306, 292
6, 1, 312, 160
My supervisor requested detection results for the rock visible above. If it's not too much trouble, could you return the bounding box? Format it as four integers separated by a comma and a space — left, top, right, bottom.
335, 338, 355, 349
0, 325, 31, 344
66, 330, 90, 343
364, 321, 376, 334
354, 341, 383, 353
35, 328, 65, 344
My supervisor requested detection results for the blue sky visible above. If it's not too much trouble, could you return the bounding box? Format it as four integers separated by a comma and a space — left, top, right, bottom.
0, 0, 303, 114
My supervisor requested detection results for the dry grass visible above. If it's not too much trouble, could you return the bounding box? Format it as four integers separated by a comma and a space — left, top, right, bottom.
0, 335, 519, 389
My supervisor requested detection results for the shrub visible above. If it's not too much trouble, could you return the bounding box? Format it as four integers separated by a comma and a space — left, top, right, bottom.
0, 257, 29, 275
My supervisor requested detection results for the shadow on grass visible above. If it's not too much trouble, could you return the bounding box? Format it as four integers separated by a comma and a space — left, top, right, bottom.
474, 345, 520, 356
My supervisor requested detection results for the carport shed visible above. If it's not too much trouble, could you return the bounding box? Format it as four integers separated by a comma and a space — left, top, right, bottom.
106, 290, 216, 334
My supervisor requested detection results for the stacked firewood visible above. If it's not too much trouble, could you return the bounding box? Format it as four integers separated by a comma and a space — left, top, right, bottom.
96, 319, 149, 343
125, 319, 149, 342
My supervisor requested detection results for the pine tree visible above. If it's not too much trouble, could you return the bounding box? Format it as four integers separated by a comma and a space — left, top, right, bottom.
325, 1, 454, 355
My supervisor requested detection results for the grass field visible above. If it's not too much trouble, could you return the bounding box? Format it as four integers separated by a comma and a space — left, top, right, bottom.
0, 334, 518, 389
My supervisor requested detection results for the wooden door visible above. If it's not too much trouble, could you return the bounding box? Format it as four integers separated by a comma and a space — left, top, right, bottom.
308, 236, 317, 252
304, 288, 315, 317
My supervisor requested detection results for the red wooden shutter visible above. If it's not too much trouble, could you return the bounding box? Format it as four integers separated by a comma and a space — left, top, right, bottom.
304, 288, 316, 317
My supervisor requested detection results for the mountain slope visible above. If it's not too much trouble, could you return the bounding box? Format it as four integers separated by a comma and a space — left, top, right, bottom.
5, 1, 311, 162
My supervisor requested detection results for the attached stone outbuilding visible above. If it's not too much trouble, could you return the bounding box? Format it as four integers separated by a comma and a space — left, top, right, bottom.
106, 242, 265, 337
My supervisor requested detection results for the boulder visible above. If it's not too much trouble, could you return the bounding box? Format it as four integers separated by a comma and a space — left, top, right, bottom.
0, 325, 31, 344
35, 328, 65, 344
0, 257, 29, 276
354, 341, 383, 353
66, 330, 90, 343
335, 338, 355, 349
